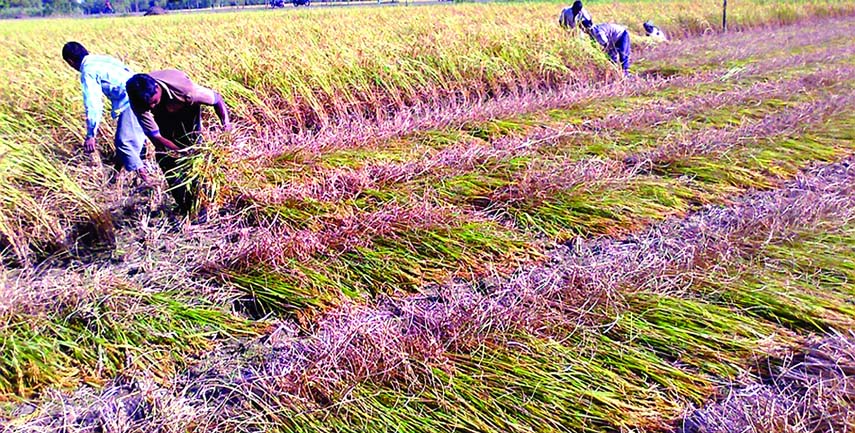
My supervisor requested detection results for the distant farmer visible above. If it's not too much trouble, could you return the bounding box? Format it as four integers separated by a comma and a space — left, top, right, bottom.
125, 70, 231, 215
581, 18, 632, 76
559, 0, 591, 30
61, 42, 152, 186
643, 20, 667, 41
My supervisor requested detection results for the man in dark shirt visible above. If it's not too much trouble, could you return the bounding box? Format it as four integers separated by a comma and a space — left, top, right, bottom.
126, 70, 231, 215
559, 1, 591, 31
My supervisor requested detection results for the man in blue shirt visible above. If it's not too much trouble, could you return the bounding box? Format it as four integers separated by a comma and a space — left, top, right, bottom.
581, 19, 632, 76
62, 42, 151, 186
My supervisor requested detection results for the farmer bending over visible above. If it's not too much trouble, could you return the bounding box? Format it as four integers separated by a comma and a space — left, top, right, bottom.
62, 42, 152, 187
125, 70, 231, 216
643, 21, 667, 42
582, 18, 632, 76
559, 0, 591, 31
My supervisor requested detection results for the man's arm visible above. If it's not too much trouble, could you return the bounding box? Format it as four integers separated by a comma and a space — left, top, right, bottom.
134, 109, 183, 152
150, 134, 183, 153
192, 85, 231, 130
213, 92, 231, 131
578, 8, 591, 26
81, 72, 103, 153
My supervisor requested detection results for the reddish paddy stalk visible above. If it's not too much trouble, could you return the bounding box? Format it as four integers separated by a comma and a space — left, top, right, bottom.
13, 157, 855, 433
234, 55, 855, 208
214, 200, 463, 268
629, 88, 855, 166
680, 335, 855, 432
220, 17, 855, 166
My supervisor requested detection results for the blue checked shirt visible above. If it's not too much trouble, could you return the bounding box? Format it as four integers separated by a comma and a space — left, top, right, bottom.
79, 55, 135, 138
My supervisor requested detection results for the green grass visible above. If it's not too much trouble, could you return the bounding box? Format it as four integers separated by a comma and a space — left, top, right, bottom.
222, 81, 855, 318
0, 286, 260, 399
225, 219, 534, 315
223, 221, 855, 433
702, 228, 855, 333
502, 176, 704, 238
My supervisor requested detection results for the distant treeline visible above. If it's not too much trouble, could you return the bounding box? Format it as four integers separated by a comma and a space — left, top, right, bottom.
0, 0, 388, 19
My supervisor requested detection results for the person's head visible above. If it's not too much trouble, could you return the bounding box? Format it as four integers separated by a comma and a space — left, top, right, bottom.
126, 74, 162, 111
643, 21, 655, 33
571, 0, 583, 14
580, 17, 593, 30
62, 42, 88, 71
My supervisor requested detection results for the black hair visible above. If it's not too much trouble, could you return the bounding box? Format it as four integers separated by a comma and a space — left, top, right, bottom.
126, 74, 160, 110
581, 17, 593, 29
571, 0, 583, 14
62, 42, 89, 64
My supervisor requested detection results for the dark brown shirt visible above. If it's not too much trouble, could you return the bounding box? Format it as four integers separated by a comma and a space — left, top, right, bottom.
134, 69, 217, 142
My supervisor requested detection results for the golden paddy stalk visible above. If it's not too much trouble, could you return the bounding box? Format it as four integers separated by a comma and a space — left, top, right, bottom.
2, 0, 853, 133
0, 0, 852, 264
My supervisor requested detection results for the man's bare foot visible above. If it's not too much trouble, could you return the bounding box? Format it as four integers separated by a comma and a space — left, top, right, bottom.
106, 168, 120, 185
137, 168, 155, 186
88, 151, 100, 167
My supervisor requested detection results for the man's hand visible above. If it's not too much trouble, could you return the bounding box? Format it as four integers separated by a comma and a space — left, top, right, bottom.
167, 147, 193, 159
222, 122, 233, 133
153, 134, 182, 153
83, 137, 96, 154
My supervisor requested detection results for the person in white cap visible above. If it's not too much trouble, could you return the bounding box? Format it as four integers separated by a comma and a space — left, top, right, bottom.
643, 21, 668, 42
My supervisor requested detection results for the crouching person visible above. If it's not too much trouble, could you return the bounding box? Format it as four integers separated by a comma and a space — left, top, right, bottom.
582, 18, 632, 76
126, 70, 231, 216
61, 41, 152, 187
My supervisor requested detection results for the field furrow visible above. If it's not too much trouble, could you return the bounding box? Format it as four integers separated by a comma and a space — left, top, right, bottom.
210, 35, 855, 311
10, 156, 855, 432
234, 38, 855, 207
